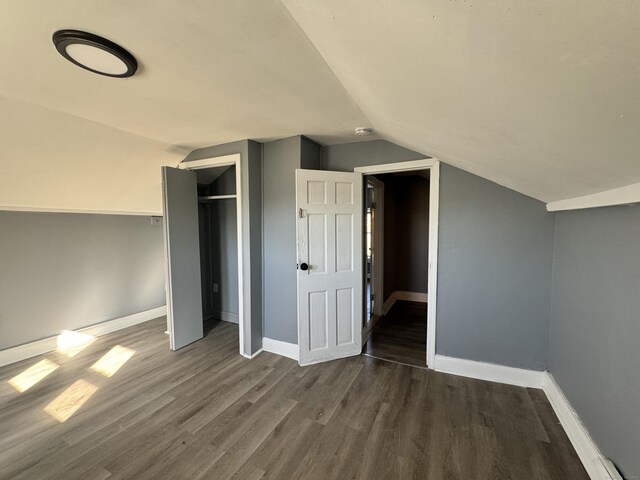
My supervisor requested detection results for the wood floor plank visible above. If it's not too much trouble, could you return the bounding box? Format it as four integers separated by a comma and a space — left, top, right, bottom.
365, 300, 427, 367
0, 316, 588, 480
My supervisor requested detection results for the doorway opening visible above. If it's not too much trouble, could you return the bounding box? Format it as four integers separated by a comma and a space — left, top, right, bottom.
355, 159, 439, 367
196, 165, 240, 338
164, 153, 249, 356
363, 170, 429, 367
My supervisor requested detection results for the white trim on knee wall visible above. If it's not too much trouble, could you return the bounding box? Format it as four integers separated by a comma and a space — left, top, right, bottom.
432, 354, 621, 480
0, 306, 167, 368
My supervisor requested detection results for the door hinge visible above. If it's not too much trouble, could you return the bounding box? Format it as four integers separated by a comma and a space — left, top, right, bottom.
299, 208, 306, 218
370, 202, 377, 210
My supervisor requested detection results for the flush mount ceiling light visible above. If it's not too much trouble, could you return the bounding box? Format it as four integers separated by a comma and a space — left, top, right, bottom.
52, 30, 137, 78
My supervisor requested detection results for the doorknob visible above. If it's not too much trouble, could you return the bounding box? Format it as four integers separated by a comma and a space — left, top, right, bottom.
299, 262, 309, 271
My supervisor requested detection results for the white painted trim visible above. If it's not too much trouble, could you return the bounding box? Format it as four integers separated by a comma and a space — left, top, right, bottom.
262, 338, 299, 361
178, 154, 240, 170
217, 311, 239, 325
355, 158, 440, 368
382, 290, 429, 315
354, 158, 438, 175
543, 374, 622, 480
427, 356, 620, 479
180, 154, 248, 357
367, 176, 385, 318
0, 306, 166, 368
242, 348, 263, 360
395, 291, 428, 303
382, 295, 396, 316
432, 355, 547, 389
427, 161, 440, 368
547, 182, 640, 212
0, 205, 161, 216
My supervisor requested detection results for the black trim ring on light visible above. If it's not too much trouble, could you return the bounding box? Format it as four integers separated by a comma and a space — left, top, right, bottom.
52, 30, 138, 78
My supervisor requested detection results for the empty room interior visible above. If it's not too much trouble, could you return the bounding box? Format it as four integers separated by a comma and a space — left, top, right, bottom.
0, 2, 638, 479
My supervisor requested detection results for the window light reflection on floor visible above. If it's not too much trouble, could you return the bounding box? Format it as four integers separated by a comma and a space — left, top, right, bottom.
44, 379, 98, 422
89, 345, 135, 377
56, 330, 95, 358
8, 359, 59, 393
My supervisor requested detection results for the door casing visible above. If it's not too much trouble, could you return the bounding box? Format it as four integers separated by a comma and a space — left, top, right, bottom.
355, 159, 440, 368
178, 154, 251, 357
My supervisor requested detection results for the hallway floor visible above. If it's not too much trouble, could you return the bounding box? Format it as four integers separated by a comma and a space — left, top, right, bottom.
364, 300, 427, 367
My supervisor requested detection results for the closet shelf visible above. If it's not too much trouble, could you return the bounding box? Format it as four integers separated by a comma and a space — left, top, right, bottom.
198, 194, 237, 202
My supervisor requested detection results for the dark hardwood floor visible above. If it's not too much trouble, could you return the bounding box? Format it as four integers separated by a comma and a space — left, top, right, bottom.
0, 317, 588, 479
365, 300, 427, 367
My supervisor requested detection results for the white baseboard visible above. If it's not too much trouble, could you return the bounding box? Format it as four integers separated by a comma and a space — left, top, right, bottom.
543, 374, 621, 480
217, 311, 239, 325
431, 355, 620, 480
382, 290, 428, 315
395, 291, 428, 303
242, 348, 263, 360
262, 338, 299, 361
0, 306, 167, 368
432, 354, 547, 389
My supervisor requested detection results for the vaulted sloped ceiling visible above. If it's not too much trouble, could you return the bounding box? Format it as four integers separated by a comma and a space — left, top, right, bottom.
281, 0, 640, 202
1, 0, 638, 213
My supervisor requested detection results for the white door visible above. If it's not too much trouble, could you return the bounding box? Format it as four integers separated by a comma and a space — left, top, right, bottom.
296, 169, 363, 366
162, 166, 204, 350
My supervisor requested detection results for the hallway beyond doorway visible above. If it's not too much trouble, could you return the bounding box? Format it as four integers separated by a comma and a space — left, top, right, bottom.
364, 300, 427, 367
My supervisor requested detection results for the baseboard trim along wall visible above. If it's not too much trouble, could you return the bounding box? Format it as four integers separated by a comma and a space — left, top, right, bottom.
432, 354, 621, 480
242, 348, 263, 360
432, 354, 547, 388
262, 337, 299, 361
382, 290, 428, 315
216, 311, 239, 325
543, 374, 622, 480
0, 306, 167, 368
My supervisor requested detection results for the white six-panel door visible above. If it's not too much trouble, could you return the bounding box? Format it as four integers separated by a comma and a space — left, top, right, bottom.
296, 169, 363, 366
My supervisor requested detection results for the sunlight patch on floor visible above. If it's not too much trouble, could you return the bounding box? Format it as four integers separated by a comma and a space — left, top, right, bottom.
44, 379, 98, 422
90, 345, 135, 378
57, 330, 95, 358
8, 359, 59, 393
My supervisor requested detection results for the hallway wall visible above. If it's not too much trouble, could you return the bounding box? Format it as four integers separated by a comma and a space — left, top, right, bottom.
373, 173, 430, 301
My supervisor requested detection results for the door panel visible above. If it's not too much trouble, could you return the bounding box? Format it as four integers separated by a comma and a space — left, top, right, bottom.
296, 169, 363, 365
162, 166, 203, 350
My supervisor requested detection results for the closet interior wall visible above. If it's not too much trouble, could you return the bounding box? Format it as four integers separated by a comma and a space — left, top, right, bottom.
197, 166, 239, 324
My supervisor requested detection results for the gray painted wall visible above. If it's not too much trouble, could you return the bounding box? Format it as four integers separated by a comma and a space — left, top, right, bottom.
262, 137, 302, 344
322, 139, 425, 171
262, 136, 322, 343
548, 206, 640, 478
198, 167, 238, 321
320, 141, 554, 370
0, 211, 165, 350
183, 139, 263, 354
209, 200, 238, 319
375, 174, 429, 300
436, 164, 554, 370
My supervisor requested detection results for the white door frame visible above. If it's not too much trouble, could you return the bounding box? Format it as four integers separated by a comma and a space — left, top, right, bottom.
354, 159, 439, 367
178, 154, 248, 357
367, 176, 385, 319
363, 177, 385, 345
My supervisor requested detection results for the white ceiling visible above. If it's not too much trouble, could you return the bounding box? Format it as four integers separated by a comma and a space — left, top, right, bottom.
1, 0, 638, 212
281, 0, 640, 202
